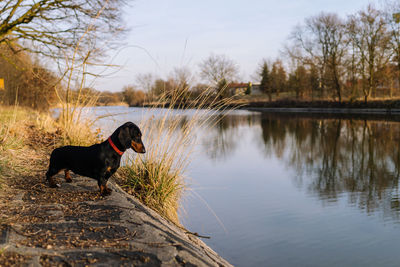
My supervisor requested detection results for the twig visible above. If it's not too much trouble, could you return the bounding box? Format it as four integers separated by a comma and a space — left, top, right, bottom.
185, 231, 211, 239
10, 226, 41, 237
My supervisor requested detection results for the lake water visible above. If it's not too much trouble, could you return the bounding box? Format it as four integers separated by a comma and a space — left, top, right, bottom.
88, 106, 400, 267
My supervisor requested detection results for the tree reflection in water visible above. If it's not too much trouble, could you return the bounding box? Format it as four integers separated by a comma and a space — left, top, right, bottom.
202, 112, 400, 220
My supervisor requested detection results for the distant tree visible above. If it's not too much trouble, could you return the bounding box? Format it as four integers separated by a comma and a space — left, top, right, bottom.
189, 83, 209, 99
0, 44, 57, 110
199, 54, 239, 96
309, 64, 320, 99
122, 85, 146, 106
259, 60, 272, 101
346, 5, 391, 102
98, 91, 123, 105
151, 78, 177, 99
383, 1, 400, 93
136, 73, 155, 92
270, 59, 287, 98
172, 66, 192, 100
19, 65, 58, 110
216, 78, 228, 100
288, 65, 309, 99
291, 12, 347, 102
173, 67, 192, 90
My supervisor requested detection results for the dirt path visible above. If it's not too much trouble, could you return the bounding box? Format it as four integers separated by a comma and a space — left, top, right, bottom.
0, 131, 232, 266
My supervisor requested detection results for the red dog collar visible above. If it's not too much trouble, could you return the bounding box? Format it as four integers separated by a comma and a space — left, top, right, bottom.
108, 137, 124, 156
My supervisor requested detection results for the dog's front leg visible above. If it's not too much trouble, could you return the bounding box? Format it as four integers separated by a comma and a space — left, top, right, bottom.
98, 178, 112, 196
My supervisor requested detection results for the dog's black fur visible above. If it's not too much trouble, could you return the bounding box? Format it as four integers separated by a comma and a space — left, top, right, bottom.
46, 122, 145, 196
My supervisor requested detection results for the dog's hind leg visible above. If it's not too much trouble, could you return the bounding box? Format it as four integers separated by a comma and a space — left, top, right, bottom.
46, 167, 61, 188
64, 170, 72, 183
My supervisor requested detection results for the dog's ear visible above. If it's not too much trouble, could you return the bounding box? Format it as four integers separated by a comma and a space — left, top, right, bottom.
118, 125, 132, 149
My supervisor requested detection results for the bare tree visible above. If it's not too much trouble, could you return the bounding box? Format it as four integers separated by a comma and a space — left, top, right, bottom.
347, 5, 391, 102
199, 54, 238, 86
173, 66, 192, 90
172, 66, 193, 100
290, 12, 347, 102
0, 0, 127, 59
199, 54, 239, 99
383, 1, 400, 92
136, 73, 155, 92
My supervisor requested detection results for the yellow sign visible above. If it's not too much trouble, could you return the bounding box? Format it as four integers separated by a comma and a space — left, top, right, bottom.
0, 78, 4, 90
394, 13, 400, 23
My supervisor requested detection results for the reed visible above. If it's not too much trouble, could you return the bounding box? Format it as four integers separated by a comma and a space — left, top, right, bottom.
118, 86, 237, 224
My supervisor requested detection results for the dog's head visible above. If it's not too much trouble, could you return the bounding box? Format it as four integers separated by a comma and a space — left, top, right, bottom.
116, 122, 146, 153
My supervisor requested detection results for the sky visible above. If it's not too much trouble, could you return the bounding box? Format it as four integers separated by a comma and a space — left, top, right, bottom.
93, 0, 377, 92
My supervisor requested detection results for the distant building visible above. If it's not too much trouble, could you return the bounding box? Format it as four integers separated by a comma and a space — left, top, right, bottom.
226, 82, 264, 96
226, 82, 250, 95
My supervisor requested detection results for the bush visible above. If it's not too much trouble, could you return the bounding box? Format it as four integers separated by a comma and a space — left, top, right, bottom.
122, 86, 147, 106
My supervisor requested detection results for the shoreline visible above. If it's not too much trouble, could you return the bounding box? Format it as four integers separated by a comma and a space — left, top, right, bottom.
0, 173, 232, 266
244, 107, 400, 115
136, 98, 400, 112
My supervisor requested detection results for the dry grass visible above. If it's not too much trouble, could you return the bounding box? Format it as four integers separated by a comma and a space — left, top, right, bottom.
0, 104, 98, 190
0, 106, 50, 188
118, 87, 237, 225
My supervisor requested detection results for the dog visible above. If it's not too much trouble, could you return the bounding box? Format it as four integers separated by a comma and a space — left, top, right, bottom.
46, 122, 145, 196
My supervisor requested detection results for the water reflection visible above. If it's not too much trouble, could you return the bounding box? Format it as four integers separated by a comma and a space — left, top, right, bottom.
202, 113, 400, 219
202, 115, 241, 160
89, 107, 400, 265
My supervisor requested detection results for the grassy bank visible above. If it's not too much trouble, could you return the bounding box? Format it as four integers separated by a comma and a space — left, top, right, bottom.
0, 104, 185, 225
0, 104, 187, 225
0, 105, 97, 190
0, 93, 231, 226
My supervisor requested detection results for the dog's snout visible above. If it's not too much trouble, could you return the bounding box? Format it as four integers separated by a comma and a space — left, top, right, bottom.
131, 141, 146, 153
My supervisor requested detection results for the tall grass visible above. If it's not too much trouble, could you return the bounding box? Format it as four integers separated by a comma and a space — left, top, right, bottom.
0, 107, 19, 187
0, 106, 47, 187
118, 86, 238, 225
0, 106, 26, 151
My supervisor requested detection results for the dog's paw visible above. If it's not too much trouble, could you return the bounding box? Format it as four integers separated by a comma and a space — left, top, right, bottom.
100, 187, 112, 196
49, 182, 61, 188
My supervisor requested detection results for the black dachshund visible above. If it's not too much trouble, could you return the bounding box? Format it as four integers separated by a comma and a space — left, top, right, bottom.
46, 122, 145, 196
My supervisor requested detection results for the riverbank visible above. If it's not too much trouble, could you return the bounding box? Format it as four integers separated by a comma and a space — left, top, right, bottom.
139, 98, 400, 112
245, 107, 400, 115
242, 99, 400, 118
240, 98, 400, 109
0, 173, 231, 266
0, 106, 232, 266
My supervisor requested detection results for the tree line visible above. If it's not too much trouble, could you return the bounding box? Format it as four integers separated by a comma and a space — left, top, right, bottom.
284, 2, 400, 103
1, 1, 400, 109
124, 2, 400, 106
